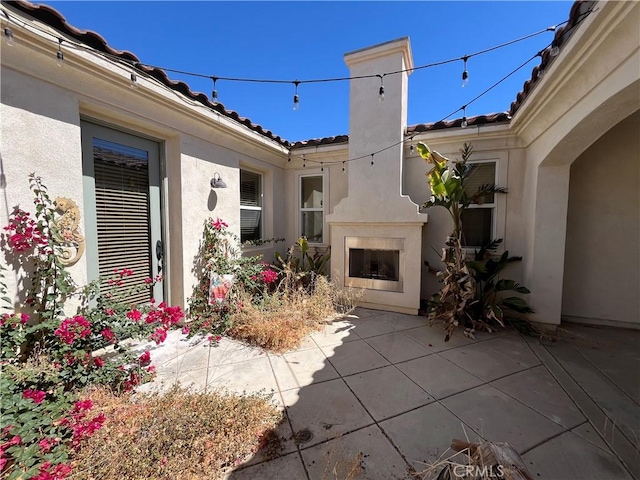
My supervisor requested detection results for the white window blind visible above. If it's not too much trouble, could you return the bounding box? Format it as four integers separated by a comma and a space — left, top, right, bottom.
240, 170, 262, 242
300, 175, 324, 243
462, 162, 496, 247
93, 139, 152, 305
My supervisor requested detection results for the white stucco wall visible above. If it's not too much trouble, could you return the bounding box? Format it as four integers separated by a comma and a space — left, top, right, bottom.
402, 132, 527, 300
562, 111, 640, 327
1, 67, 87, 313
1, 17, 288, 312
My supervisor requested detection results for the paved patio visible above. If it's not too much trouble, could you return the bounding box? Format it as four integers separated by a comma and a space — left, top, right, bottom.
136, 308, 639, 480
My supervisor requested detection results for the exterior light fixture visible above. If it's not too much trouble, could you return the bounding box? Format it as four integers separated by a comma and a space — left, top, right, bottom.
130, 72, 138, 88
550, 45, 560, 57
210, 172, 227, 189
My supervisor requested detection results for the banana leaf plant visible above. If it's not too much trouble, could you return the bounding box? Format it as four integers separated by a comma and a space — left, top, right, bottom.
274, 237, 331, 290
417, 142, 530, 340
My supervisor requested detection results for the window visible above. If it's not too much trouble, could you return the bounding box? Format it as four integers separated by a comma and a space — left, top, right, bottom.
240, 170, 262, 242
300, 175, 324, 243
461, 161, 496, 248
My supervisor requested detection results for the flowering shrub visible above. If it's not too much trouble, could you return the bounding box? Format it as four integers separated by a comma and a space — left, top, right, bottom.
0, 175, 185, 479
187, 217, 277, 338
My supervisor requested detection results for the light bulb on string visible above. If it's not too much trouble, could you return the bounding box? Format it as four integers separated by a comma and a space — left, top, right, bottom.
409, 144, 414, 154
4, 27, 14, 47
56, 38, 65, 67
287, 151, 291, 163
320, 162, 324, 172
302, 155, 305, 168
293, 81, 300, 111
3, 11, 13, 47
130, 72, 138, 88
342, 162, 345, 173
370, 154, 374, 169
211, 77, 219, 103
377, 75, 385, 102
461, 56, 469, 88
461, 105, 468, 129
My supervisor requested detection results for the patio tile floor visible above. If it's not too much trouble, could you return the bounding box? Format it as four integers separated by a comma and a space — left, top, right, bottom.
139, 308, 639, 480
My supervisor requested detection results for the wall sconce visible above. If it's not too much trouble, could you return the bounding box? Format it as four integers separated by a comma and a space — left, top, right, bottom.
210, 172, 227, 189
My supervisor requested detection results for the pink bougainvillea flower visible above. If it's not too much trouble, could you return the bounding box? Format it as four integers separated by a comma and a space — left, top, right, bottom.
181, 326, 190, 335
139, 351, 151, 366
144, 277, 153, 284
212, 218, 228, 231
150, 327, 167, 344
38, 438, 52, 453
146, 365, 156, 374
104, 308, 115, 316
22, 389, 47, 404
20, 313, 29, 324
93, 357, 104, 368
54, 316, 91, 345
260, 269, 278, 284
126, 309, 142, 321
100, 328, 116, 343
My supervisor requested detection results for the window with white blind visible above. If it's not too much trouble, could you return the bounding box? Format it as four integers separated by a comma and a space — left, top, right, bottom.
81, 121, 164, 304
461, 161, 496, 248
300, 175, 324, 243
240, 170, 262, 243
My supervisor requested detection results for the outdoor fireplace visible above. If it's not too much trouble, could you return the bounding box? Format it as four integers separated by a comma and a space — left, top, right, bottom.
345, 237, 403, 292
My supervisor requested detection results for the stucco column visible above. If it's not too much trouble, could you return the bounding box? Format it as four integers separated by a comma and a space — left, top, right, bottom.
525, 164, 571, 326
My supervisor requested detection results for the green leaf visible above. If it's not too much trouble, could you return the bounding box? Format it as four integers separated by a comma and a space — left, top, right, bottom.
416, 142, 431, 160
500, 296, 534, 313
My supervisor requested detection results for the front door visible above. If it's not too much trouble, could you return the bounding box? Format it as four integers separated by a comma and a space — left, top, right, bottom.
81, 121, 164, 304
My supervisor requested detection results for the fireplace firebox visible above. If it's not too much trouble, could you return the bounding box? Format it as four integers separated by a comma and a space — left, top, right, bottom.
345, 237, 404, 292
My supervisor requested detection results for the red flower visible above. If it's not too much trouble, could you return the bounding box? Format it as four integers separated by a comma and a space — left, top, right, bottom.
126, 309, 142, 321
38, 438, 53, 453
100, 328, 116, 343
212, 218, 228, 231
144, 277, 153, 284
181, 326, 190, 335
260, 269, 278, 284
94, 357, 104, 368
22, 389, 46, 404
139, 351, 151, 366
54, 316, 91, 345
150, 327, 167, 344
20, 313, 29, 324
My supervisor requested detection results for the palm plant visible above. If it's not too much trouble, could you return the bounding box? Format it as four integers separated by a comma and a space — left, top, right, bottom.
417, 142, 532, 340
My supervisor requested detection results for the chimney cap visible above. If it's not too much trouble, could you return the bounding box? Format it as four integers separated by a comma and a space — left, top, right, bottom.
344, 37, 413, 74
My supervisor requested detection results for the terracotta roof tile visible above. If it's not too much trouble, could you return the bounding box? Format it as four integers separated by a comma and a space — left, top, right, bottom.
8, 1, 291, 147
509, 0, 595, 116
7, 0, 592, 150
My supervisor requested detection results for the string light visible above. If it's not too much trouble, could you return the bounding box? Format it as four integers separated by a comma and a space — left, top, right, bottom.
287, 151, 291, 162
1, 3, 593, 172
211, 76, 219, 103
302, 154, 305, 168
461, 106, 468, 128
2, 11, 13, 47
377, 75, 385, 102
409, 144, 414, 154
130, 71, 138, 88
56, 38, 64, 67
293, 80, 300, 111
461, 56, 469, 87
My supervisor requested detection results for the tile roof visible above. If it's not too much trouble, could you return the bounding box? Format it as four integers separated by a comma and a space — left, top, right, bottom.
509, 0, 595, 116
7, 0, 592, 151
7, 0, 292, 147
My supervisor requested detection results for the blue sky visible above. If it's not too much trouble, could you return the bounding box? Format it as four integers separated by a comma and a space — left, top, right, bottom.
48, 1, 572, 142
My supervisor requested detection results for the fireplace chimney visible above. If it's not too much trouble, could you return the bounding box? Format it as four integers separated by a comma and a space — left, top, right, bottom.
327, 37, 427, 315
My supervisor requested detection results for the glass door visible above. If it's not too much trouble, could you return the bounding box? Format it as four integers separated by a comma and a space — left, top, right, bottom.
81, 121, 164, 304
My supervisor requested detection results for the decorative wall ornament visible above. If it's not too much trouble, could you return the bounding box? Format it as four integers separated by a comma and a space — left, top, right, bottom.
53, 197, 85, 266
